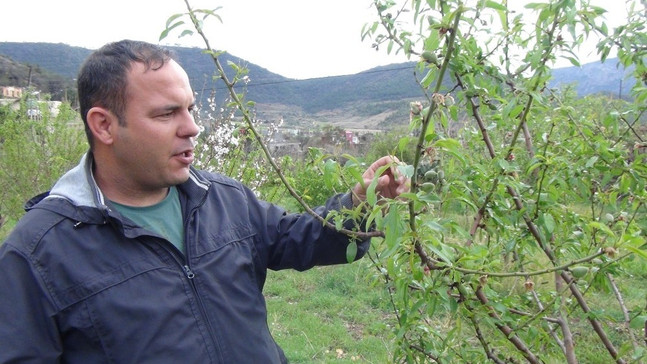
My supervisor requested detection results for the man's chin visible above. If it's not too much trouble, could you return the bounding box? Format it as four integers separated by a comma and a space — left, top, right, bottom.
170, 170, 192, 186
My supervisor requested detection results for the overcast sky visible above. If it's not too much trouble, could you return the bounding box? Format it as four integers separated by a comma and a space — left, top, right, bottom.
0, 0, 630, 79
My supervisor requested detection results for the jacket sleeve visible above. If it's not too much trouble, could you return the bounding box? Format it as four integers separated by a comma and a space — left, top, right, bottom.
246, 189, 371, 271
0, 243, 62, 363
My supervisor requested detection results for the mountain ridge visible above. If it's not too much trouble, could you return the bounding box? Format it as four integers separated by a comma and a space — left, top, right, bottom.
0, 42, 635, 128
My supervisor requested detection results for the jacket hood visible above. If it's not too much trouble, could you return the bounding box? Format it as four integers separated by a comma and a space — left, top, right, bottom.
47, 152, 106, 209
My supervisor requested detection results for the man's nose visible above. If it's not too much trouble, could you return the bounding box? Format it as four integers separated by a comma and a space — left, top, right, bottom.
179, 110, 200, 138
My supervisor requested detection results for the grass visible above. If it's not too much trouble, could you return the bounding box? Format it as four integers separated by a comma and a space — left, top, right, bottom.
264, 260, 396, 363
0, 217, 16, 242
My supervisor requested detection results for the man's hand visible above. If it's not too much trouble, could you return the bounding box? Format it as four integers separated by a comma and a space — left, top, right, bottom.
351, 155, 410, 207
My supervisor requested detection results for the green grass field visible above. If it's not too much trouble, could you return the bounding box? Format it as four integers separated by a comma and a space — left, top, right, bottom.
265, 261, 396, 363
264, 251, 647, 363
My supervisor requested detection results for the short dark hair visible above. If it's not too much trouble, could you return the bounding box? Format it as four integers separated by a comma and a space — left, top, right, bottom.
77, 40, 176, 149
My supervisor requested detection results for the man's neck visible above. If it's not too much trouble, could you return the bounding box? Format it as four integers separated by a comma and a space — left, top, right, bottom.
103, 185, 170, 207
93, 163, 170, 207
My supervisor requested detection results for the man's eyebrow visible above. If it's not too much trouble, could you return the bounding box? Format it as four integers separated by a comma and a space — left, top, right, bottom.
154, 104, 182, 113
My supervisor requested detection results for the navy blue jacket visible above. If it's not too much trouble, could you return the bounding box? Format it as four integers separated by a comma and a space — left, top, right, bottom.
0, 153, 369, 363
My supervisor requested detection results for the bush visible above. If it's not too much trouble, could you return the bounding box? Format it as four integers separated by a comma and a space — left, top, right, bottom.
0, 99, 86, 235
288, 153, 345, 211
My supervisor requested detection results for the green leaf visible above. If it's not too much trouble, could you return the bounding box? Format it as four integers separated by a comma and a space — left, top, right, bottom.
227, 60, 240, 72
347, 168, 364, 186
508, 105, 524, 119
397, 164, 415, 179
527, 161, 544, 174
421, 69, 436, 88
432, 138, 466, 165
165, 13, 184, 28
159, 20, 186, 41
538, 8, 551, 24
434, 138, 460, 152
384, 207, 402, 249
497, 158, 511, 171
342, 154, 360, 166
366, 177, 379, 207
427, 242, 452, 265
541, 213, 556, 234
424, 122, 435, 142
425, 220, 445, 232
159, 29, 170, 42
179, 29, 194, 38
345, 241, 358, 263
588, 221, 616, 238
193, 7, 223, 22
449, 105, 458, 121
525, 2, 547, 10
398, 136, 411, 154
630, 315, 647, 330
418, 192, 441, 203
484, 0, 506, 11
423, 31, 440, 52
624, 245, 647, 261
323, 159, 337, 189
566, 57, 581, 67
600, 22, 608, 36
619, 173, 631, 193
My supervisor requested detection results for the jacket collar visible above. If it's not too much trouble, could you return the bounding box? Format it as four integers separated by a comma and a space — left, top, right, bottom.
46, 151, 106, 210
33, 151, 211, 219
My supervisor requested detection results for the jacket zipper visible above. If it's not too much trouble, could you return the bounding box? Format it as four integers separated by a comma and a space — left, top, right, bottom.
155, 239, 223, 363
182, 264, 195, 279
183, 205, 225, 362
176, 190, 224, 362
132, 184, 223, 361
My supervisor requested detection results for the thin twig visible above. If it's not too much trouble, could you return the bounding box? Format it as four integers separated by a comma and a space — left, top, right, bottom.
182, 0, 382, 239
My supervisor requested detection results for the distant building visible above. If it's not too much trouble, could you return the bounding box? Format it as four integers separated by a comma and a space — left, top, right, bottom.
0, 98, 63, 119
345, 130, 360, 145
1, 86, 23, 99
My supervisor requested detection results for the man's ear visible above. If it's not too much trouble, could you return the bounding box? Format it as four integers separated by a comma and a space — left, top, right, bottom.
86, 107, 117, 146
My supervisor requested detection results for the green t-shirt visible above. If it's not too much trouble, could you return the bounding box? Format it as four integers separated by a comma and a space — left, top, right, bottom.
111, 186, 185, 254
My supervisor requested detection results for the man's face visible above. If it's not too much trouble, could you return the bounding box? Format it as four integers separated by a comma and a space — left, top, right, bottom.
111, 60, 199, 193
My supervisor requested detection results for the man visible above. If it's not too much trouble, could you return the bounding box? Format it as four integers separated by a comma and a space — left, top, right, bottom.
0, 40, 408, 363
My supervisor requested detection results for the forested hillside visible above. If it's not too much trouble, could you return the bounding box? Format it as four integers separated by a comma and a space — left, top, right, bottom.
0, 42, 634, 121
0, 54, 75, 101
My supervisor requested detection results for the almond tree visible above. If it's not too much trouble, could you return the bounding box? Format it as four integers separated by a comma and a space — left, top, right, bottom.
359, 0, 646, 362
164, 0, 646, 362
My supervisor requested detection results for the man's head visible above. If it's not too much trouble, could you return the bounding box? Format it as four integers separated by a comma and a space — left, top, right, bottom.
77, 40, 176, 149
78, 40, 199, 205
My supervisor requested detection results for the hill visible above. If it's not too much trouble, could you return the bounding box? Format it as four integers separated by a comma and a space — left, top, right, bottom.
0, 42, 636, 128
0, 53, 76, 101
551, 60, 635, 98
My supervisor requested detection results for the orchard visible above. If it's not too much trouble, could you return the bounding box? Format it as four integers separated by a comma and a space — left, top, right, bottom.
0, 0, 644, 363
162, 0, 647, 362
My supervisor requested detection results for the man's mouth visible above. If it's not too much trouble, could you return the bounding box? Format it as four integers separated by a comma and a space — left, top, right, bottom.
174, 149, 195, 164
